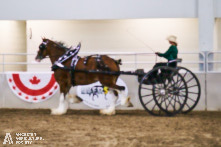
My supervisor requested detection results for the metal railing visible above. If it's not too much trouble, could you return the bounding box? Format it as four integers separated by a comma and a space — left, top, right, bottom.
0, 52, 205, 73
206, 51, 221, 73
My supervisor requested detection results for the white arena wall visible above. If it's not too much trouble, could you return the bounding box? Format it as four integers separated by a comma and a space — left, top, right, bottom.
0, 72, 220, 111
0, 73, 210, 110
0, 0, 199, 19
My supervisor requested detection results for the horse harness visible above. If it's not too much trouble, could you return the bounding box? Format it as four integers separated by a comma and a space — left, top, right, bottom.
83, 54, 111, 71
51, 46, 112, 86
51, 42, 80, 70
71, 55, 111, 86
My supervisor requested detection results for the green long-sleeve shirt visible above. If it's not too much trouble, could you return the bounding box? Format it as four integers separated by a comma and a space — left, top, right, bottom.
158, 45, 178, 61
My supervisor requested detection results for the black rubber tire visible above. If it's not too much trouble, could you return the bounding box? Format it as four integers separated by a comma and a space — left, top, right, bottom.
177, 66, 201, 113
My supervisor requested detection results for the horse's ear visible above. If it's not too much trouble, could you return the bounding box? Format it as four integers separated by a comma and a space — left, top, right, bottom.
76, 42, 81, 49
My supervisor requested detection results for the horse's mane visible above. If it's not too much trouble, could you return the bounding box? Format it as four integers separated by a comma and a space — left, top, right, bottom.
42, 37, 71, 51
55, 41, 66, 47
55, 41, 70, 50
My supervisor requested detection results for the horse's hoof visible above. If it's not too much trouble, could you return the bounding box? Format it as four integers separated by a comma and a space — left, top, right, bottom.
51, 108, 67, 115
126, 101, 133, 107
99, 108, 116, 115
108, 110, 116, 115
120, 99, 126, 105
100, 109, 105, 115
121, 96, 130, 105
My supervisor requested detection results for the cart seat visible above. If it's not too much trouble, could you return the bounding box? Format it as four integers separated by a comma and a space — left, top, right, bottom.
166, 58, 182, 67
167, 58, 182, 64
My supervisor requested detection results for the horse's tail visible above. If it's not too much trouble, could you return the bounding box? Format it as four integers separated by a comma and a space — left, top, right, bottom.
115, 59, 122, 65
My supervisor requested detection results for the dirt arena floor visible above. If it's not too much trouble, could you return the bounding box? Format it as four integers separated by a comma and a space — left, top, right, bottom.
0, 109, 220, 147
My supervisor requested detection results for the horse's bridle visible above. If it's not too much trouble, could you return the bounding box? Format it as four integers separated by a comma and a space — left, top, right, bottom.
38, 40, 68, 60
39, 41, 48, 50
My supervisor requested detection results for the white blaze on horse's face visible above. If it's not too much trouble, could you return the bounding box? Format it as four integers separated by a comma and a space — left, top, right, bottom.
35, 40, 48, 62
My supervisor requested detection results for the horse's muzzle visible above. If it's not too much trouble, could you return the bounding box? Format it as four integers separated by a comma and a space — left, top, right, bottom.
35, 56, 43, 62
35, 58, 41, 62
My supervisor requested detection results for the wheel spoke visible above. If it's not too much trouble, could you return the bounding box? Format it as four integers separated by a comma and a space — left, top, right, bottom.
187, 97, 197, 102
144, 98, 154, 105
141, 94, 153, 97
175, 95, 182, 107
185, 77, 195, 84
179, 84, 198, 90
176, 93, 187, 98
151, 103, 157, 111
188, 91, 199, 95
185, 102, 191, 109
166, 96, 174, 111
187, 85, 198, 89
182, 71, 188, 79
141, 87, 153, 90
172, 95, 178, 111
164, 96, 168, 110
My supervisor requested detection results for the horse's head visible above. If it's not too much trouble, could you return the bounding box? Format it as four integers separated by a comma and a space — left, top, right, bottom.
35, 38, 50, 62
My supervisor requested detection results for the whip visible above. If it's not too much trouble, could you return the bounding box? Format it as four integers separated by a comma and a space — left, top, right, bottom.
126, 29, 156, 53
126, 29, 158, 63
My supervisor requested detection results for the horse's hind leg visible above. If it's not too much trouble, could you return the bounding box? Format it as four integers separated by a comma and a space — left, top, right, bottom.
67, 87, 82, 104
102, 82, 133, 107
100, 88, 117, 115
109, 84, 133, 107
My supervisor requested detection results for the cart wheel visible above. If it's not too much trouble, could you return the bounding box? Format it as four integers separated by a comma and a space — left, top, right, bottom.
177, 67, 201, 113
138, 67, 188, 116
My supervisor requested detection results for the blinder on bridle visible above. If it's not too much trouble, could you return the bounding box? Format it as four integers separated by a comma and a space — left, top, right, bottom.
39, 41, 48, 50
38, 40, 48, 59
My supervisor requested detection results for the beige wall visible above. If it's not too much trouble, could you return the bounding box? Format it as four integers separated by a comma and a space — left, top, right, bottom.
27, 19, 199, 71
27, 19, 199, 53
212, 18, 221, 72
0, 21, 26, 71
0, 19, 201, 72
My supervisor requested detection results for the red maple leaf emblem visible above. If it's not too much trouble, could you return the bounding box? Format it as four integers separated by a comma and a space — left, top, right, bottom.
29, 76, 41, 85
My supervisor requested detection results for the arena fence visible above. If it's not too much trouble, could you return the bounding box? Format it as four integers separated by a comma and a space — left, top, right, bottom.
0, 52, 220, 110
0, 52, 205, 72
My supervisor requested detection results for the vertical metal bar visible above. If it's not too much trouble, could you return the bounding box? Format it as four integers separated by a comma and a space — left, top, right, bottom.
204, 51, 207, 111
3, 54, 5, 72
0, 54, 2, 72
2, 54, 5, 108
135, 54, 137, 70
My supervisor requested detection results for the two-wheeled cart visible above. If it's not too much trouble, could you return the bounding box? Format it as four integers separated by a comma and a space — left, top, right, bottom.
137, 59, 200, 116
76, 58, 201, 116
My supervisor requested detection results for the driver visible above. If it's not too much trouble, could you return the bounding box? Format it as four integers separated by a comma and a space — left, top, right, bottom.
154, 35, 178, 68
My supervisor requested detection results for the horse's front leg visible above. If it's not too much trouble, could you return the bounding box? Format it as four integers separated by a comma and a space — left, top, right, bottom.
51, 83, 71, 115
51, 93, 69, 115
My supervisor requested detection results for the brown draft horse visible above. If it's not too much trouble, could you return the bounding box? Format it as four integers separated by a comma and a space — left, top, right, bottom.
35, 38, 131, 115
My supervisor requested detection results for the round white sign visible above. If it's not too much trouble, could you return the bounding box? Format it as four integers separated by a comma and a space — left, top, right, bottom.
77, 78, 128, 109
